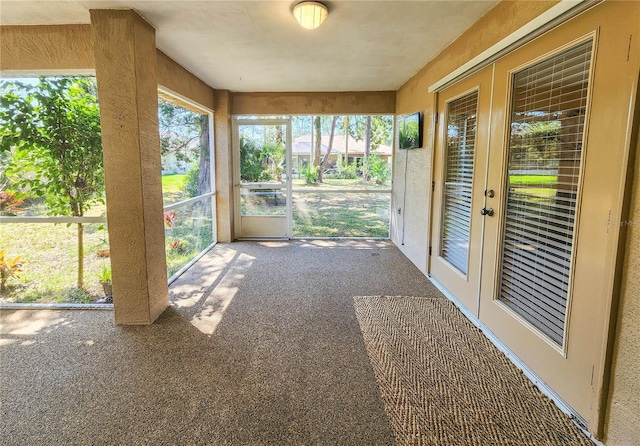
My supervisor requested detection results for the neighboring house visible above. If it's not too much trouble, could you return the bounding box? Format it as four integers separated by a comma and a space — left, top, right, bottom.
292, 134, 392, 171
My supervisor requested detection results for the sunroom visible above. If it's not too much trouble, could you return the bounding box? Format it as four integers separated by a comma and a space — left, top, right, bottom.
0, 1, 638, 445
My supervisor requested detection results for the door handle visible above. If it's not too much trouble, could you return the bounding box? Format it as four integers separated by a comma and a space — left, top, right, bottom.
480, 207, 494, 217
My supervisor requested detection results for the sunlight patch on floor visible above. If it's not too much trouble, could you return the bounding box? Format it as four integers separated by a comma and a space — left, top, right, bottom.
189, 252, 255, 335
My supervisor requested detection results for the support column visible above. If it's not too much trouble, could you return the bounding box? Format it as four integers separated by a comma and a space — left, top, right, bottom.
91, 9, 169, 324
214, 89, 234, 242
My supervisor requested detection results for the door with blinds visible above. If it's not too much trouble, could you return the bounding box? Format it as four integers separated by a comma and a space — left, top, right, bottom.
478, 33, 599, 427
430, 67, 493, 315
477, 4, 639, 425
432, 1, 639, 429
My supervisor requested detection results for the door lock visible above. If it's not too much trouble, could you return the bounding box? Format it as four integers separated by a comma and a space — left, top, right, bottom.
485, 189, 495, 198
480, 207, 494, 217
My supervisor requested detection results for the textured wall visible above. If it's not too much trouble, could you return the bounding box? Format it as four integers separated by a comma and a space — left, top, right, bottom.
231, 91, 396, 115
606, 129, 640, 445
0, 24, 94, 72
91, 10, 169, 324
392, 1, 558, 274
214, 90, 234, 242
156, 50, 215, 111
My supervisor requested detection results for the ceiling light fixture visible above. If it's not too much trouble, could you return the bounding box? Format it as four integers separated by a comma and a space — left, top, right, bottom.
293, 1, 328, 30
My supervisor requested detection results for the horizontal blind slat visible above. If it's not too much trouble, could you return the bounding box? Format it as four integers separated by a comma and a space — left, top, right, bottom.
498, 39, 592, 346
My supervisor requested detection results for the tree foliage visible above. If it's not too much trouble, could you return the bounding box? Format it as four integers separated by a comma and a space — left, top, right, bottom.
239, 136, 284, 183
0, 77, 104, 288
0, 77, 104, 217
158, 98, 200, 167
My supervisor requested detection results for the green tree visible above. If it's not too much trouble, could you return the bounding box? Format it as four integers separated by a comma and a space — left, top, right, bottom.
158, 98, 200, 167
0, 77, 104, 288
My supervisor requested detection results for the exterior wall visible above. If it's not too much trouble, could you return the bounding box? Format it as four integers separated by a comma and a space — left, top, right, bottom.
393, 0, 558, 275
0, 24, 94, 72
156, 50, 215, 112
606, 123, 640, 445
394, 0, 640, 442
231, 91, 396, 115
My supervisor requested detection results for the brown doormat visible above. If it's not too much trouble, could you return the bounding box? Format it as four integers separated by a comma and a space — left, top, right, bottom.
353, 296, 592, 446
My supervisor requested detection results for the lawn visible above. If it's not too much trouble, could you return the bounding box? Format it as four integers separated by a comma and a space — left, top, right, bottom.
293, 192, 390, 237
0, 221, 110, 303
162, 173, 189, 204
1, 177, 389, 303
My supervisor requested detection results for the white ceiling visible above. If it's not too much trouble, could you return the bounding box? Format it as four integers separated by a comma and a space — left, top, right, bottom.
0, 1, 498, 92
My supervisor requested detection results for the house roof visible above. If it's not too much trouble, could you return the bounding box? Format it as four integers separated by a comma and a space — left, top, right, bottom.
0, 1, 498, 93
292, 134, 392, 156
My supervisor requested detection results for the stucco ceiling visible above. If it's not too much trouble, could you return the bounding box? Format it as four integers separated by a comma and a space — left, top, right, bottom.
0, 1, 498, 92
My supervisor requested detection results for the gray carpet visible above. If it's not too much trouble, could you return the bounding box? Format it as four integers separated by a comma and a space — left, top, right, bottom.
0, 241, 592, 445
354, 295, 592, 446
0, 240, 433, 445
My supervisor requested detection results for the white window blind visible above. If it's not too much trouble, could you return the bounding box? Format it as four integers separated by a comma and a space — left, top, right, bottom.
499, 40, 592, 346
441, 91, 479, 274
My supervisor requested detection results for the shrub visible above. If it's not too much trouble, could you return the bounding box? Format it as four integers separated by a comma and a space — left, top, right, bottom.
336, 162, 358, 179
0, 190, 25, 216
303, 164, 319, 185
184, 167, 199, 198
0, 249, 24, 292
364, 154, 391, 185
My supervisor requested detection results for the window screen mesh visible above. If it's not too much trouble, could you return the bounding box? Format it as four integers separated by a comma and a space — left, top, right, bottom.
498, 40, 593, 345
441, 91, 479, 274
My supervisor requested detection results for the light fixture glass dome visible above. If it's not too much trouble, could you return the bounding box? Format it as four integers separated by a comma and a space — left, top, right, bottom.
293, 1, 328, 30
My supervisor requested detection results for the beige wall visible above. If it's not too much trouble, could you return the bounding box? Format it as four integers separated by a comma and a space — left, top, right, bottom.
606, 113, 640, 444
0, 25, 215, 113
231, 91, 396, 115
156, 50, 215, 111
214, 90, 234, 242
393, 1, 558, 274
394, 0, 640, 442
0, 24, 94, 72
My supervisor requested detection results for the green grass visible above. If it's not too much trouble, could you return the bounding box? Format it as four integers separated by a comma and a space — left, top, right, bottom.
0, 222, 110, 303
509, 175, 558, 185
293, 192, 390, 237
162, 173, 187, 191
162, 173, 189, 204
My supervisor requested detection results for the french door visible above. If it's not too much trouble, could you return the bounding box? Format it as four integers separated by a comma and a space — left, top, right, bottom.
431, 2, 638, 429
430, 67, 493, 316
235, 119, 292, 238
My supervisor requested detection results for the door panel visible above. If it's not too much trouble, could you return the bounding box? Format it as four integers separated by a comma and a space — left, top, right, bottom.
478, 3, 639, 427
235, 120, 292, 238
430, 67, 493, 316
431, 2, 639, 430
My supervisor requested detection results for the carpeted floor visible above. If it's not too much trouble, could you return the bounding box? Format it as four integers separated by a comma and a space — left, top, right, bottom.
354, 295, 592, 446
0, 241, 591, 445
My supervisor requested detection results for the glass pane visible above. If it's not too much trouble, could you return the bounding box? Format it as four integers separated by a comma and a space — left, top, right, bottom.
292, 192, 390, 238
238, 123, 287, 218
0, 76, 112, 304
440, 91, 478, 274
291, 115, 393, 237
0, 223, 111, 304
498, 40, 592, 345
164, 197, 214, 278
241, 187, 286, 216
292, 115, 393, 187
159, 99, 212, 206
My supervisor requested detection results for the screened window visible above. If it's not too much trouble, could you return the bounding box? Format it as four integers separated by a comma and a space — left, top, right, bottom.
498, 40, 593, 345
440, 91, 479, 274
